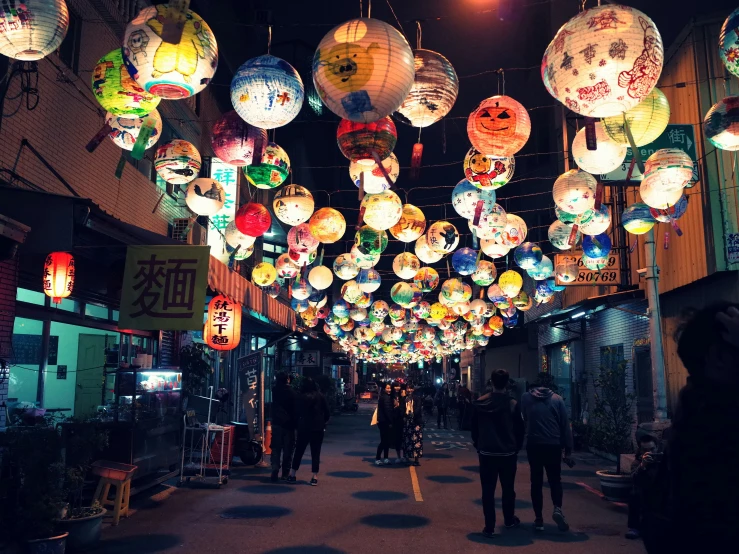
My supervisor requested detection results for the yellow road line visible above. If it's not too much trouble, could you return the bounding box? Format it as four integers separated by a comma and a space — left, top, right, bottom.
409, 465, 423, 502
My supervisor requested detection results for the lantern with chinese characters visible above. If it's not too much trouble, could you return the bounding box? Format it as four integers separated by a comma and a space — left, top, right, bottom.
43, 252, 74, 303
650, 194, 688, 223
106, 109, 162, 151
480, 239, 511, 259
514, 243, 543, 270
230, 55, 304, 129
123, 5, 217, 99
235, 202, 271, 237
252, 262, 277, 286
333, 253, 359, 280
351, 245, 380, 268
427, 221, 459, 254
350, 153, 399, 193
245, 142, 290, 189
583, 233, 612, 258
276, 253, 299, 278
185, 178, 225, 216
528, 256, 554, 281
361, 190, 403, 230
499, 270, 523, 298
309, 265, 334, 291
394, 49, 458, 127
463, 148, 515, 191
644, 148, 694, 190
472, 260, 497, 286
500, 214, 528, 247
555, 258, 579, 283
337, 117, 397, 163
355, 225, 388, 255
154, 140, 202, 185
548, 220, 578, 250
622, 202, 656, 234
92, 49, 161, 116
541, 5, 663, 117
640, 174, 684, 210
309, 208, 346, 244
210, 111, 267, 166
451, 248, 478, 276
602, 87, 670, 146
467, 95, 531, 157
0, 0, 69, 61
288, 223, 320, 254
572, 122, 627, 174
720, 9, 739, 77
553, 170, 597, 215
451, 180, 497, 220
273, 184, 314, 226
312, 18, 415, 122
390, 204, 426, 243
580, 203, 611, 236
393, 253, 421, 279
206, 295, 241, 351
225, 221, 257, 251
414, 267, 439, 292
356, 268, 381, 293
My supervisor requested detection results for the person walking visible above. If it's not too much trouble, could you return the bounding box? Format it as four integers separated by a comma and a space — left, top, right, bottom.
521, 383, 573, 532
375, 382, 394, 465
288, 378, 330, 486
435, 383, 450, 429
270, 372, 297, 482
403, 383, 424, 466
392, 383, 407, 463
472, 369, 525, 538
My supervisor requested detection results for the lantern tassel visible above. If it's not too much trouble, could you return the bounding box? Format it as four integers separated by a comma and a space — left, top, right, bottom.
629, 239, 638, 254
410, 142, 423, 181
473, 199, 484, 228
594, 181, 604, 211
471, 228, 479, 250
131, 115, 158, 160
568, 223, 579, 247
160, 0, 190, 45
85, 123, 113, 153
356, 206, 366, 231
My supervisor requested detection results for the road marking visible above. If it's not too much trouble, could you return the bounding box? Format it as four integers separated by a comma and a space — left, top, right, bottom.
575, 481, 627, 508
409, 465, 423, 502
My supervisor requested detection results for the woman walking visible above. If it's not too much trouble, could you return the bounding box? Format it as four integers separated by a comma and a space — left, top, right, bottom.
375, 383, 394, 465
288, 377, 330, 486
392, 382, 407, 463
403, 383, 424, 466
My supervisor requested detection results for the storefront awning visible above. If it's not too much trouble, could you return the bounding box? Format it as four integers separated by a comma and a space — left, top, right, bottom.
527, 289, 645, 326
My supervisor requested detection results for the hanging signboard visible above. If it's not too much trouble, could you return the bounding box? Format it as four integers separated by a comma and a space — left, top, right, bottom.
207, 157, 239, 264
295, 351, 320, 367
238, 351, 262, 437
554, 252, 621, 286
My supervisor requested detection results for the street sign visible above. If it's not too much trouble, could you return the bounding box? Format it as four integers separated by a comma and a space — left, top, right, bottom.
554, 252, 621, 286
601, 124, 698, 182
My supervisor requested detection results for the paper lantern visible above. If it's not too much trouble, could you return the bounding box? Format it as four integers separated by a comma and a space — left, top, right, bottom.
206, 295, 241, 351
356, 268, 382, 293
106, 109, 162, 151
555, 259, 579, 283
451, 180, 497, 220
312, 18, 415, 122
290, 249, 317, 267
350, 153, 399, 193
705, 96, 739, 151
264, 281, 281, 298
583, 233, 612, 259
342, 280, 363, 303
388, 304, 406, 321
469, 204, 507, 241
350, 307, 368, 322
354, 292, 373, 308
414, 267, 439, 292
355, 225, 388, 255
185, 178, 225, 216
480, 239, 511, 259
720, 9, 739, 77
390, 282, 415, 307
541, 5, 663, 117
225, 221, 257, 251
548, 220, 578, 250
622, 202, 656, 234
514, 243, 543, 270
43, 252, 74, 303
650, 194, 688, 223
644, 148, 694, 190
332, 300, 350, 318
393, 253, 421, 279
351, 245, 380, 268
337, 117, 397, 163
427, 221, 459, 254
640, 174, 684, 210
572, 122, 627, 174
293, 279, 313, 302
390, 204, 427, 243
500, 214, 528, 247
0, 0, 68, 61
451, 302, 471, 317
253, 262, 277, 287
582, 254, 608, 271
467, 95, 531, 157
440, 278, 466, 304
602, 87, 670, 146
273, 184, 314, 226
394, 49, 458, 127
499, 270, 523, 298
556, 206, 593, 226
463, 148, 515, 191
309, 208, 346, 244
553, 170, 597, 215
123, 5, 218, 99
361, 190, 403, 230
370, 300, 390, 321
235, 202, 271, 237
92, 49, 161, 116
451, 248, 478, 276
154, 140, 201, 185
287, 223, 320, 254
527, 256, 554, 281
309, 266, 334, 291
230, 55, 304, 129
228, 242, 254, 261
580, 204, 611, 236
412, 301, 431, 319
276, 253, 299, 278
211, 111, 267, 166
245, 142, 290, 189
333, 253, 359, 280
472, 261, 497, 287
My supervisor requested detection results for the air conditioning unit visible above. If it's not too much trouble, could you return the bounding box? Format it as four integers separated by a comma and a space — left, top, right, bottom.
171, 218, 207, 245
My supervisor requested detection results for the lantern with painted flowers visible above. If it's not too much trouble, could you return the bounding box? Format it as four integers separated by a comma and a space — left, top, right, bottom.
350, 153, 399, 193
245, 142, 290, 189
333, 254, 360, 280
361, 190, 403, 230
235, 202, 272, 237
309, 208, 346, 244
548, 220, 578, 250
393, 253, 421, 279
553, 170, 597, 215
0, 0, 69, 61
252, 262, 277, 287
273, 184, 314, 226
337, 117, 398, 163
472, 261, 497, 287
622, 202, 656, 235
43, 252, 74, 304
514, 243, 543, 270
185, 178, 225, 216
288, 223, 320, 254
154, 140, 201, 185
467, 95, 531, 157
92, 48, 161, 116
463, 148, 515, 191
572, 122, 627, 174
427, 221, 459, 254
106, 109, 162, 151
602, 87, 670, 146
309, 266, 334, 291
390, 204, 426, 243
499, 270, 523, 298
395, 49, 459, 127
210, 111, 267, 166
206, 295, 241, 351
527, 256, 554, 281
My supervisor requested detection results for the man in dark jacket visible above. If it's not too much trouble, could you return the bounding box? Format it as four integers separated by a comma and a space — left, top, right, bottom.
471, 369, 525, 538
521, 384, 573, 532
270, 372, 297, 482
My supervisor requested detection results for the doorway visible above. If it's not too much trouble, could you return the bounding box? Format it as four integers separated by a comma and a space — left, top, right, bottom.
634, 346, 654, 424
75, 334, 108, 418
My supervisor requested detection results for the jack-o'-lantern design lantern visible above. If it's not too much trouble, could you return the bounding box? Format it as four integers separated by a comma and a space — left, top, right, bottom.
467, 95, 531, 157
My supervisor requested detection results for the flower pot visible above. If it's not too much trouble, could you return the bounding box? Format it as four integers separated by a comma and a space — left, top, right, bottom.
56, 509, 106, 552
596, 470, 633, 502
25, 532, 68, 554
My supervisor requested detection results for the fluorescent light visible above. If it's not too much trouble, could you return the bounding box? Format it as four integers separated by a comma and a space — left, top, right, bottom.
302, 335, 308, 340
571, 311, 586, 319
264, 232, 274, 237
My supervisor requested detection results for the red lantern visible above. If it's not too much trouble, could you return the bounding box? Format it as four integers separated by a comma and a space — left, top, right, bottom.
235, 202, 271, 237
337, 117, 397, 163
206, 295, 242, 351
43, 252, 75, 304
210, 111, 267, 166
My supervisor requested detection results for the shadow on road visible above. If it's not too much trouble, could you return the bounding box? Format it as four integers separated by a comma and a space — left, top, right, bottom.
459, 465, 480, 473
88, 534, 181, 553
426, 475, 474, 484
238, 484, 295, 494
352, 490, 409, 501
220, 505, 292, 519
262, 547, 347, 554
360, 514, 431, 529
326, 471, 373, 479
466, 527, 590, 546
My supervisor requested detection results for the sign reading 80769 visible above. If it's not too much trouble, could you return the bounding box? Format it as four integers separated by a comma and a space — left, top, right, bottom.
554, 253, 621, 286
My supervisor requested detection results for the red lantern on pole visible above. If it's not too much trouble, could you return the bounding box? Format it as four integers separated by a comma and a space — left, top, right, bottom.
206, 295, 242, 351
43, 252, 75, 304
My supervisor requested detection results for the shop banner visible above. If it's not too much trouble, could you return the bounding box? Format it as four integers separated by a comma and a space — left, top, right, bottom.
238, 352, 262, 437
119, 245, 210, 330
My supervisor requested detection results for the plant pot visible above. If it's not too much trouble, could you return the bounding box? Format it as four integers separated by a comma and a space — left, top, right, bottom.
596, 470, 633, 502
56, 509, 106, 552
25, 532, 68, 554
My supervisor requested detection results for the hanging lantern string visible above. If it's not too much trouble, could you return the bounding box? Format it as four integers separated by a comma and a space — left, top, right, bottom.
267, 25, 272, 54
416, 20, 422, 49
368, 0, 372, 18
385, 0, 407, 40
359, 0, 363, 18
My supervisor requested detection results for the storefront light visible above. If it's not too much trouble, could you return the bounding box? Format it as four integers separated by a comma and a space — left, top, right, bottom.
43, 252, 75, 304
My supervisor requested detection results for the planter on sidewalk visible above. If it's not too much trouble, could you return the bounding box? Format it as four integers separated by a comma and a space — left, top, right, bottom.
56, 508, 106, 552
25, 532, 68, 554
596, 470, 632, 502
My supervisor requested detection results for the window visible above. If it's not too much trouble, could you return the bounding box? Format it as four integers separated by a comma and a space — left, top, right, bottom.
84, 303, 109, 320
262, 241, 287, 269
16, 287, 46, 305
58, 8, 82, 74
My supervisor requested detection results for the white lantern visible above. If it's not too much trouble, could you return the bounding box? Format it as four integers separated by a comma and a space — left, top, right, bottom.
480, 239, 511, 259
556, 259, 579, 283
0, 0, 69, 61
333, 253, 360, 280
350, 245, 380, 268
572, 122, 627, 175
548, 220, 577, 250
580, 204, 612, 236
640, 174, 684, 210
273, 185, 315, 226
225, 221, 257, 253
500, 214, 528, 247
361, 190, 403, 230
309, 265, 334, 291
553, 170, 597, 215
427, 221, 459, 254
154, 140, 201, 185
357, 268, 381, 293
451, 179, 497, 220
349, 153, 399, 193
276, 253, 299, 278
106, 109, 162, 151
415, 235, 444, 264
643, 148, 694, 191
185, 178, 225, 216
469, 204, 507, 240
393, 253, 421, 279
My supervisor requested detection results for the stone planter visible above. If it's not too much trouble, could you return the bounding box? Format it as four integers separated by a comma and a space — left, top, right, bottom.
25, 532, 68, 554
56, 509, 106, 552
596, 470, 633, 502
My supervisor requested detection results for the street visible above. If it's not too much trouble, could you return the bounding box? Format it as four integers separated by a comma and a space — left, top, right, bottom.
92, 404, 645, 554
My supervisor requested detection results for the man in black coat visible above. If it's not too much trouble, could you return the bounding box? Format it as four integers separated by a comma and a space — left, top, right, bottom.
271, 372, 297, 482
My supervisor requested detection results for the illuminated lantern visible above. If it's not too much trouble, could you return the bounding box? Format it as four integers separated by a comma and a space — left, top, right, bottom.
527, 256, 554, 281
273, 184, 314, 226
391, 282, 415, 307
290, 249, 317, 266
309, 208, 346, 244
556, 259, 579, 283
429, 302, 448, 320
413, 301, 431, 319
500, 214, 528, 247
553, 170, 597, 215
316, 305, 330, 319
502, 313, 518, 329
210, 111, 267, 166
414, 267, 439, 292
650, 194, 688, 223
451, 180, 497, 220
390, 204, 427, 243
643, 148, 694, 190
721, 9, 739, 78
499, 270, 523, 298
535, 282, 555, 304
252, 262, 277, 287
582, 254, 608, 271
361, 190, 403, 230
92, 49, 161, 117
427, 221, 459, 254
441, 278, 466, 304
235, 202, 271, 237
480, 239, 511, 259
572, 122, 627, 174
185, 178, 225, 216
333, 300, 350, 318
228, 242, 254, 261
623, 202, 657, 234
472, 261, 497, 287
463, 148, 515, 191
514, 243, 543, 270
123, 5, 218, 99
312, 18, 415, 122
370, 300, 390, 321
602, 87, 670, 146
541, 5, 663, 117
467, 95, 531, 157
451, 302, 471, 316
351, 245, 380, 268
393, 253, 421, 279
154, 140, 201, 185
276, 253, 299, 278
225, 221, 257, 251
287, 223, 320, 254
309, 266, 334, 291
583, 233, 612, 259
342, 280, 363, 303
333, 253, 360, 280
580, 204, 611, 236
43, 252, 74, 303
337, 117, 397, 163
0, 0, 69, 61
451, 248, 478, 276
514, 291, 533, 311
640, 174, 684, 210
357, 268, 382, 293
350, 153, 399, 193
395, 49, 458, 127
355, 225, 388, 255
106, 109, 162, 151
556, 206, 593, 226
264, 281, 281, 298
206, 295, 241, 351
469, 204, 507, 241
388, 304, 406, 321
469, 299, 487, 317
230, 55, 304, 129
245, 142, 290, 189
548, 220, 578, 250
355, 292, 373, 308
350, 307, 367, 322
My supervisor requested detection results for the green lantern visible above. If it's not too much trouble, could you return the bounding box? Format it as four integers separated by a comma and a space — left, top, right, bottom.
244, 142, 290, 189
391, 282, 414, 307
92, 49, 161, 117
355, 225, 388, 256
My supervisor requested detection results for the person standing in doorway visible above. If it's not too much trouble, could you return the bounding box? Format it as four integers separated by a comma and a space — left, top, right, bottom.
403, 383, 424, 466
472, 369, 525, 538
521, 382, 573, 532
288, 378, 330, 486
270, 372, 297, 482
375, 383, 394, 465
435, 383, 450, 429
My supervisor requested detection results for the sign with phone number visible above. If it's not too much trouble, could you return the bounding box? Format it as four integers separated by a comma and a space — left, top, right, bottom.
554, 253, 621, 286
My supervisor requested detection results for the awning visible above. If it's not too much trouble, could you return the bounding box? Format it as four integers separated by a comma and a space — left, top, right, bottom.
527, 289, 645, 326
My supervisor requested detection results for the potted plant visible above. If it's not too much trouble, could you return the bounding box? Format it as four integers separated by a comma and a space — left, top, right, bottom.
179, 343, 214, 408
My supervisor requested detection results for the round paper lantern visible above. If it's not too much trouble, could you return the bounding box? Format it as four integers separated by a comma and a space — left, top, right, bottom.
184, 178, 225, 216
452, 248, 478, 276
253, 262, 277, 286
370, 300, 390, 321
622, 202, 656, 235
351, 245, 380, 268
427, 221, 459, 254
583, 233, 612, 258
43, 251, 74, 303
273, 184, 314, 226
92, 49, 161, 116
582, 254, 608, 271
469, 204, 507, 241
500, 214, 528, 247
290, 249, 317, 267
541, 5, 663, 117
123, 5, 218, 99
390, 204, 426, 243
467, 95, 531, 157
309, 266, 334, 291
230, 55, 304, 129
355, 225, 388, 255
264, 281, 281, 298
451, 180, 497, 220
650, 194, 688, 223
106, 109, 162, 151
527, 256, 554, 281
499, 270, 523, 298
333, 253, 359, 280
720, 9, 739, 77
463, 148, 515, 191
235, 202, 271, 237
412, 301, 431, 319
211, 111, 267, 166
487, 284, 506, 304
337, 117, 397, 163
276, 253, 299, 278
225, 221, 257, 251
342, 280, 363, 303
333, 300, 350, 318
572, 122, 627, 174
228, 242, 254, 261
555, 259, 579, 283
245, 142, 290, 189
391, 282, 415, 307
287, 223, 320, 254
643, 148, 694, 191
451, 302, 471, 317
580, 204, 612, 236
393, 253, 421, 279
556, 206, 593, 226
357, 268, 381, 293
309, 208, 346, 244
640, 174, 684, 210
440, 278, 466, 304
480, 239, 511, 259
394, 49, 458, 127
0, 0, 69, 61
154, 140, 201, 185
552, 170, 597, 215
414, 267, 439, 292
350, 153, 399, 193
361, 190, 403, 230
472, 260, 497, 286
602, 87, 670, 146
312, 18, 415, 122
350, 307, 367, 322
354, 292, 373, 308
705, 96, 739, 151
548, 220, 578, 250
514, 243, 543, 270
206, 295, 241, 351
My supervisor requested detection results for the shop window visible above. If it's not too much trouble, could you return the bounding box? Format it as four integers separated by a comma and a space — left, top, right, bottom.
112, 310, 119, 322
7, 317, 44, 408
84, 302, 109, 320
53, 297, 80, 314
547, 342, 573, 415
16, 287, 46, 305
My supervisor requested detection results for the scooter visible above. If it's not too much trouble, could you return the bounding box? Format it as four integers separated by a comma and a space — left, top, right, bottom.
340, 398, 359, 412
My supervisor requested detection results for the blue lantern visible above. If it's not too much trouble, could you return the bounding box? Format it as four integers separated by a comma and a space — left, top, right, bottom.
291, 297, 309, 312
582, 233, 612, 258
546, 277, 566, 292
452, 247, 478, 275
332, 300, 350, 318
502, 312, 518, 328
308, 289, 326, 303
514, 242, 543, 270
451, 179, 497, 219
622, 203, 656, 235
527, 255, 553, 281
357, 268, 382, 293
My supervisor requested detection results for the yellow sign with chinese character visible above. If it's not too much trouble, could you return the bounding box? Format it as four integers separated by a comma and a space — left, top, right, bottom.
119, 245, 210, 330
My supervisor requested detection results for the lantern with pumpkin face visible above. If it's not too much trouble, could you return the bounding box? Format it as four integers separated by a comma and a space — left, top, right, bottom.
467, 95, 531, 157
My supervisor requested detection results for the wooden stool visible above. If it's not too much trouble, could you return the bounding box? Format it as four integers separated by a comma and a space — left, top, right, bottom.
91, 461, 137, 526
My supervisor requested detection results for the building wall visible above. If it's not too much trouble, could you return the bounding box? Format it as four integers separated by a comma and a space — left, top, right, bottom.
482, 342, 539, 384
0, 257, 19, 428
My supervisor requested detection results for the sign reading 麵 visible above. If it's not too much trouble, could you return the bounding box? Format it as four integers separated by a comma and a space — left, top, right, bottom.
118, 245, 210, 330
554, 252, 621, 286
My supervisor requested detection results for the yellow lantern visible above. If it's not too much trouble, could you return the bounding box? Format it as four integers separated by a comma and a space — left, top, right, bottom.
499, 270, 523, 298
390, 204, 427, 243
207, 295, 241, 351
43, 252, 74, 304
309, 208, 346, 244
252, 262, 277, 287
308, 265, 334, 291
393, 252, 421, 279
467, 95, 531, 157
0, 0, 69, 61
429, 302, 448, 320
361, 190, 403, 231
572, 122, 627, 174
602, 88, 670, 146
273, 185, 315, 226
92, 49, 161, 117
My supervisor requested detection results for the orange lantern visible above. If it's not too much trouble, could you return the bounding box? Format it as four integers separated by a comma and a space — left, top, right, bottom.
43, 252, 75, 304
206, 295, 242, 351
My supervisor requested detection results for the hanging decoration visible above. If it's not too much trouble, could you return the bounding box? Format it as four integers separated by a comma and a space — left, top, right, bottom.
185, 178, 225, 216
355, 225, 388, 255
480, 239, 511, 259
287, 223, 320, 254
472, 261, 497, 286
309, 208, 346, 244
235, 202, 271, 237
154, 139, 202, 185
580, 204, 611, 236
252, 262, 277, 286
206, 295, 241, 351
622, 202, 656, 235
225, 221, 257, 252
498, 270, 523, 298
704, 97, 739, 151
356, 268, 382, 293
333, 253, 360, 280
467, 95, 531, 157
92, 49, 161, 116
582, 233, 612, 258
602, 87, 670, 146
552, 169, 597, 215
640, 174, 683, 210
414, 267, 440, 292
463, 148, 515, 190
361, 190, 403, 230
106, 109, 162, 151
393, 252, 421, 279
389, 204, 427, 243
548, 220, 579, 250
527, 256, 554, 281
426, 221, 459, 254
244, 142, 290, 189
276, 252, 299, 278
0, 0, 69, 61
650, 194, 688, 223
308, 265, 334, 291
720, 8, 739, 78
500, 214, 528, 247
572, 122, 627, 174
350, 153, 400, 193
514, 243, 543, 270
451, 180, 497, 220
337, 117, 398, 163
43, 252, 74, 304
210, 111, 268, 167
451, 248, 478, 275
273, 184, 314, 226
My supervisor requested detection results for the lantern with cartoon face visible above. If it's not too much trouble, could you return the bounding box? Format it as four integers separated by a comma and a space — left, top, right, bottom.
185, 178, 225, 216
472, 260, 497, 287
463, 148, 515, 191
252, 262, 277, 286
467, 95, 531, 157
287, 223, 320, 254
154, 140, 201, 185
106, 109, 163, 151
337, 117, 397, 163
211, 111, 267, 166
235, 202, 271, 237
309, 208, 346, 244
451, 248, 478, 276
245, 142, 290, 189
92, 48, 161, 116
427, 221, 459, 254
273, 184, 314, 226
349, 153, 399, 193
333, 253, 360, 280
355, 225, 388, 255
552, 170, 597, 215
361, 190, 403, 230
370, 300, 390, 321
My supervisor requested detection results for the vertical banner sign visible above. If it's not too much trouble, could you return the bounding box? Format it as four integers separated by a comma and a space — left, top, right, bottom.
207, 158, 239, 263
238, 352, 262, 438
118, 245, 210, 330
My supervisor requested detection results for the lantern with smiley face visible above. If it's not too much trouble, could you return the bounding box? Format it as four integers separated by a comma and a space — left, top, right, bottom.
463, 148, 515, 190
467, 95, 531, 157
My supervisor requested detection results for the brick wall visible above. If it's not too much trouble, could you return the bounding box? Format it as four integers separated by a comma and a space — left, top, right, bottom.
0, 257, 19, 428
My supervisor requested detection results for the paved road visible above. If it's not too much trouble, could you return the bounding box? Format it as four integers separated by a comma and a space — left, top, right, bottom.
93, 404, 646, 554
